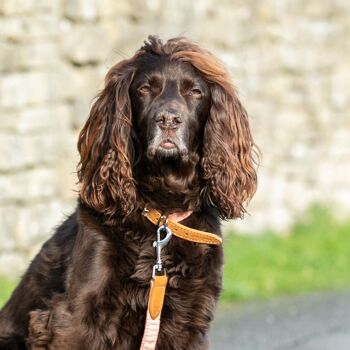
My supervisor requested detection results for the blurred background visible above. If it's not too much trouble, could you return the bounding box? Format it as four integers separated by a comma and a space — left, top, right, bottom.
1, 0, 350, 312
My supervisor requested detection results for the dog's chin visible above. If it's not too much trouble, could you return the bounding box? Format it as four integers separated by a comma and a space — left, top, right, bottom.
147, 141, 188, 161
156, 146, 181, 160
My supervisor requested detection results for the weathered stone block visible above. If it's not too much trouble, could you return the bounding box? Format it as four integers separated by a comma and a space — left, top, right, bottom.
0, 0, 59, 15
72, 66, 105, 96
0, 205, 19, 251
48, 63, 76, 101
0, 42, 20, 72
63, 24, 109, 65
0, 133, 67, 171
0, 201, 75, 252
0, 65, 74, 108
0, 252, 27, 276
18, 42, 60, 69
0, 41, 61, 72
71, 98, 92, 130
63, 0, 133, 21
0, 15, 59, 42
100, 19, 122, 48
98, 0, 132, 18
0, 104, 71, 133
0, 168, 59, 203
331, 64, 350, 110
0, 72, 49, 108
0, 0, 35, 15
63, 0, 98, 21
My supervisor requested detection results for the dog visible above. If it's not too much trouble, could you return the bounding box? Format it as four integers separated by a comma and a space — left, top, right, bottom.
0, 36, 257, 350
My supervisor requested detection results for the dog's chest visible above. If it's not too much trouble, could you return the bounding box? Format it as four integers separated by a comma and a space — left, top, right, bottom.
119, 228, 212, 288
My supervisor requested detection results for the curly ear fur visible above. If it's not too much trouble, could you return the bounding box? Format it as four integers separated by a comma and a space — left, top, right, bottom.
77, 57, 138, 222
170, 41, 258, 219
201, 84, 258, 219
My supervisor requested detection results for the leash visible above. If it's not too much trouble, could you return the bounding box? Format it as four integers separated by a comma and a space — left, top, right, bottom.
139, 208, 222, 350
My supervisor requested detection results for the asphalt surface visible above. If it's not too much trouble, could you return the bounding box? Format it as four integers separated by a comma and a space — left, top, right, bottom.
209, 290, 350, 350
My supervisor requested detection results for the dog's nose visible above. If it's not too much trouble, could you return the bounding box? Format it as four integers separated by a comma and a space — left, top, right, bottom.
155, 110, 182, 129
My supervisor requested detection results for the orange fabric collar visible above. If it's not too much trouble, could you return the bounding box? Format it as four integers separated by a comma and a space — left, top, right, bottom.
142, 208, 222, 246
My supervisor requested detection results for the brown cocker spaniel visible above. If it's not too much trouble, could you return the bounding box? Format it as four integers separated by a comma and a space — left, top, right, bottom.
0, 36, 257, 350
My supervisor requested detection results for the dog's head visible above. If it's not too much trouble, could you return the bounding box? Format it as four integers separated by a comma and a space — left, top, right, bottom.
77, 36, 258, 222
130, 53, 211, 161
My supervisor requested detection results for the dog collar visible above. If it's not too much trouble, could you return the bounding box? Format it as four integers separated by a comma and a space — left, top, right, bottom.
142, 208, 222, 246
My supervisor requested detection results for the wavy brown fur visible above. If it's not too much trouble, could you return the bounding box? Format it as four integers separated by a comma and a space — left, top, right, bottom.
0, 36, 257, 350
77, 36, 257, 223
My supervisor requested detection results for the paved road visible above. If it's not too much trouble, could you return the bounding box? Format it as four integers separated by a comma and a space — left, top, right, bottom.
209, 290, 350, 350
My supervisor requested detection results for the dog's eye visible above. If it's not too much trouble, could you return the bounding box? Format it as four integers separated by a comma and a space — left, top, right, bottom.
190, 88, 202, 97
138, 85, 151, 94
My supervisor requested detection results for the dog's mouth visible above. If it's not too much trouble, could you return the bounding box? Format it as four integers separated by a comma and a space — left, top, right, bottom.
156, 139, 180, 159
160, 139, 177, 149
147, 139, 189, 160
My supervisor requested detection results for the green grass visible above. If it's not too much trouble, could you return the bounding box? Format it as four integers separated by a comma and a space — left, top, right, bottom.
222, 206, 350, 301
0, 276, 17, 308
1, 207, 350, 307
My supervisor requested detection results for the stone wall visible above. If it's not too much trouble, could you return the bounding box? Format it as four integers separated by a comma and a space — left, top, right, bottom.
1, 0, 350, 274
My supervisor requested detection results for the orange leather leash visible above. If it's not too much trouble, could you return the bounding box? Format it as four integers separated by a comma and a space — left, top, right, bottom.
139, 275, 168, 350
139, 208, 222, 350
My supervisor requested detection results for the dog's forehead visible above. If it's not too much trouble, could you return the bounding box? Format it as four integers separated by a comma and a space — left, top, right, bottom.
136, 54, 199, 80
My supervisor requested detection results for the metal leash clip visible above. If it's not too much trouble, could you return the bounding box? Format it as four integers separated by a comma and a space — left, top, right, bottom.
152, 217, 172, 277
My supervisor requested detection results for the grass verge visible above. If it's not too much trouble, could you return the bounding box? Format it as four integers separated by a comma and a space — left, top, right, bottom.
222, 207, 350, 301
0, 277, 17, 308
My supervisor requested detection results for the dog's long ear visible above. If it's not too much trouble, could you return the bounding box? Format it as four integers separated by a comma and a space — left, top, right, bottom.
201, 83, 258, 220
171, 44, 258, 219
77, 58, 137, 222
